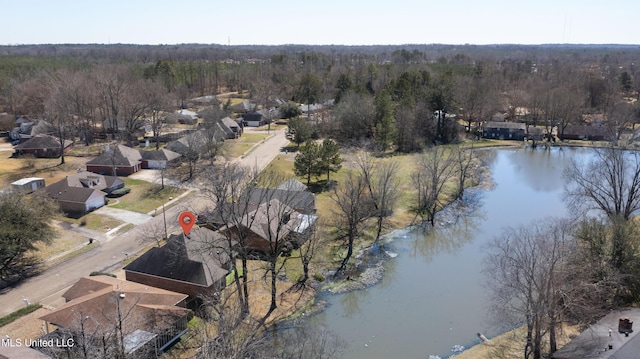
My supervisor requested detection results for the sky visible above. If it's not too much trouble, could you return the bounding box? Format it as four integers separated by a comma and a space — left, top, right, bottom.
3, 0, 639, 46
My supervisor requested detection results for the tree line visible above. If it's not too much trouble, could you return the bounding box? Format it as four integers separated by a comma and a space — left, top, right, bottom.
486, 147, 640, 359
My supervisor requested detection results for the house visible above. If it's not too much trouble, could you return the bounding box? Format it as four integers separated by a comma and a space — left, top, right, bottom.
9, 119, 56, 143
231, 101, 256, 114
220, 116, 243, 138
44, 171, 123, 214
0, 345, 52, 359
239, 187, 316, 215
168, 109, 199, 125
11, 177, 45, 194
219, 199, 317, 255
13, 134, 73, 158
482, 121, 527, 141
552, 308, 640, 359
124, 227, 232, 305
140, 148, 181, 169
561, 124, 608, 141
86, 144, 142, 176
166, 128, 224, 155
197, 180, 315, 231
299, 103, 323, 114
39, 275, 191, 359
241, 112, 267, 127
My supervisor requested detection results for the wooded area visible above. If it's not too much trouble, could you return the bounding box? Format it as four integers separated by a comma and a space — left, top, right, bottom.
4, 43, 640, 359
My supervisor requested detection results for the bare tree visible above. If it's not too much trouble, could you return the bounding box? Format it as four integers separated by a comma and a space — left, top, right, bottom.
411, 146, 456, 227
452, 143, 476, 200
564, 146, 640, 221
200, 163, 256, 316
330, 171, 373, 275
146, 81, 171, 150
484, 218, 573, 359
354, 151, 399, 243
269, 323, 346, 359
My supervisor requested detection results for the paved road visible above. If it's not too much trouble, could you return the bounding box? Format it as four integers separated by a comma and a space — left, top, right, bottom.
0, 129, 290, 317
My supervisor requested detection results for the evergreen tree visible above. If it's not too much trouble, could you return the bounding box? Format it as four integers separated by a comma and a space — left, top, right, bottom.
294, 140, 322, 185
320, 139, 342, 182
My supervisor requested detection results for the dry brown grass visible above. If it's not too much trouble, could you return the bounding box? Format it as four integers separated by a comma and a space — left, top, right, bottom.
455, 324, 580, 359
0, 151, 88, 188
0, 307, 53, 341
31, 226, 89, 262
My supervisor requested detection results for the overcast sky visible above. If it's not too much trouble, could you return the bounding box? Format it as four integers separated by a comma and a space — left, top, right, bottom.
4, 0, 639, 46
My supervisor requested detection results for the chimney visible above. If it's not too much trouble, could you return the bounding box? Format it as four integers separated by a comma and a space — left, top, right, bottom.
282, 211, 291, 224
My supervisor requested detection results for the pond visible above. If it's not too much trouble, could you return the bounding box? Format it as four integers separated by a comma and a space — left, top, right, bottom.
304, 146, 592, 359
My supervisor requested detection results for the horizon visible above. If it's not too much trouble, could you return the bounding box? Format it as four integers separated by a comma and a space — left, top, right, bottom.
3, 42, 640, 47
5, 0, 640, 47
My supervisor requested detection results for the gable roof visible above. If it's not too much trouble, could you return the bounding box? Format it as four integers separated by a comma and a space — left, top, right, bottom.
39, 276, 189, 337
276, 178, 308, 192
221, 116, 240, 129
239, 187, 315, 214
86, 144, 142, 167
242, 112, 266, 123
53, 171, 123, 192
45, 180, 106, 204
124, 227, 230, 288
14, 134, 72, 151
227, 199, 315, 243
140, 148, 181, 162
231, 101, 255, 113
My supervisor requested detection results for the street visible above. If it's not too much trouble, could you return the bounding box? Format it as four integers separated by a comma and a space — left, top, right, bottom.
0, 129, 289, 317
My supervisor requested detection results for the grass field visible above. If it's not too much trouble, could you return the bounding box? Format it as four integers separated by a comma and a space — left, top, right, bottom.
109, 178, 188, 213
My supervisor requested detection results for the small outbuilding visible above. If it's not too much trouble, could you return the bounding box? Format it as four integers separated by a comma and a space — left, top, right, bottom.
11, 177, 45, 194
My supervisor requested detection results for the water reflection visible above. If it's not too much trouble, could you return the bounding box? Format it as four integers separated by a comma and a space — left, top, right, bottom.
409, 192, 485, 261
506, 147, 578, 192
297, 147, 593, 359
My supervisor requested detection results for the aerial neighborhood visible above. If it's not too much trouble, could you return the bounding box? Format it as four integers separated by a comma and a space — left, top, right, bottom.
2, 41, 640, 359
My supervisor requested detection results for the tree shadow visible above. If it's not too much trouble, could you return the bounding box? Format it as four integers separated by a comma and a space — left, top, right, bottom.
307, 179, 337, 194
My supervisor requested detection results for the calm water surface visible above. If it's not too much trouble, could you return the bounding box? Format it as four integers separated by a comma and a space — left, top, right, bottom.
307, 146, 592, 359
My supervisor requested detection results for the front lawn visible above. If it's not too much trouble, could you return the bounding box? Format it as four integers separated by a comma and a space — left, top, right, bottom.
109, 178, 188, 213
57, 213, 124, 232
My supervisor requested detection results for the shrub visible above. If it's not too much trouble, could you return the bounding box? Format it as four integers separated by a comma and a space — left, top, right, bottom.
108, 187, 131, 198
0, 304, 42, 327
314, 273, 325, 282
89, 271, 116, 278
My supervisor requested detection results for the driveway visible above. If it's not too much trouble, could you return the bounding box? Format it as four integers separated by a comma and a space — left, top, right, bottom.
0, 127, 291, 318
94, 206, 153, 225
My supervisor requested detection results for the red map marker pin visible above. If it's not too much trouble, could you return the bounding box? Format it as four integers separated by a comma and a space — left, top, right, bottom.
178, 211, 196, 236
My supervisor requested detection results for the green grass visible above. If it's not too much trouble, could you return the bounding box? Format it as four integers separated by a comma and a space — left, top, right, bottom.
226, 268, 244, 286
236, 133, 270, 143
223, 143, 253, 158
110, 180, 187, 213
0, 304, 42, 327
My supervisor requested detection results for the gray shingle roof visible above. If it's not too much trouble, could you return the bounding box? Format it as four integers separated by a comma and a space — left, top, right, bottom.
14, 134, 72, 150
124, 227, 230, 287
86, 144, 142, 167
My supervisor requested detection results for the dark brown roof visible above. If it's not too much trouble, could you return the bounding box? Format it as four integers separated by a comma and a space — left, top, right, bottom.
45, 180, 105, 204
14, 134, 72, 150
39, 276, 189, 337
140, 148, 181, 161
86, 144, 142, 167
124, 227, 230, 288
